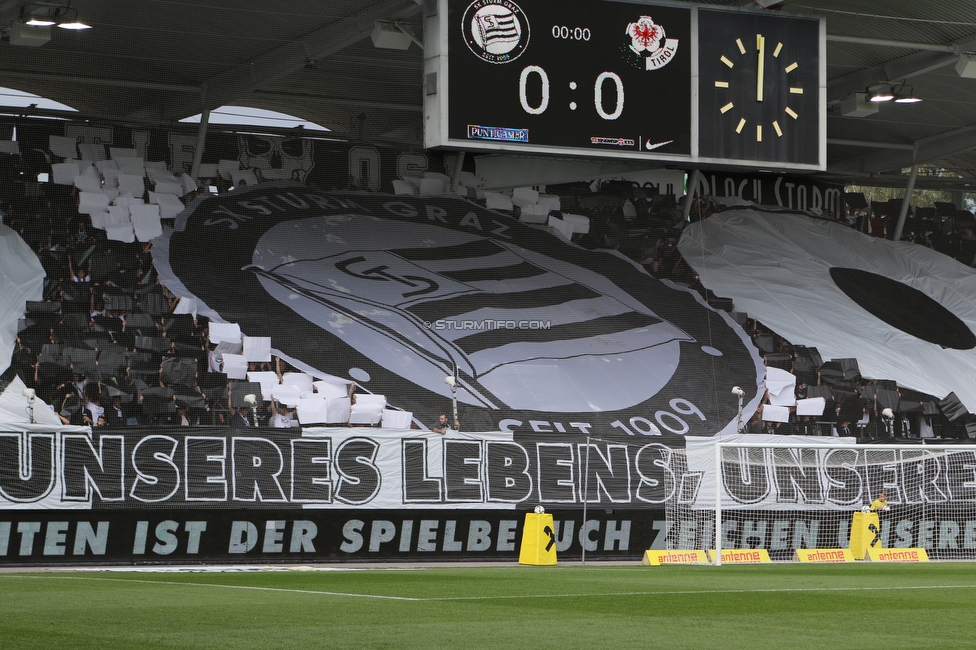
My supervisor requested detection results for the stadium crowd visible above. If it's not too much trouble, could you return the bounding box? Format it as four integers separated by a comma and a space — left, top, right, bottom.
1, 143, 972, 438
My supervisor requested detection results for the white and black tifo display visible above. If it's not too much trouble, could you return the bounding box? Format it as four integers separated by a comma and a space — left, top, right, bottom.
679, 206, 976, 414
4, 428, 976, 564
153, 184, 765, 436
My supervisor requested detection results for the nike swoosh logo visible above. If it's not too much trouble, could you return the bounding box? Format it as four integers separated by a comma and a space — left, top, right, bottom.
645, 140, 674, 151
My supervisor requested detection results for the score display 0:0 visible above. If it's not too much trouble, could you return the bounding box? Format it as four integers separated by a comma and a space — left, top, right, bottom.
519, 65, 625, 120
552, 25, 591, 41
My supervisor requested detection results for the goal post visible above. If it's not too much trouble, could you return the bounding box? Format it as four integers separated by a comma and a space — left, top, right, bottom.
704, 441, 976, 565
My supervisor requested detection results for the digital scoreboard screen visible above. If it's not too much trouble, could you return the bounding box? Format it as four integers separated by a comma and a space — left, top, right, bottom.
447, 0, 691, 157
425, 0, 825, 170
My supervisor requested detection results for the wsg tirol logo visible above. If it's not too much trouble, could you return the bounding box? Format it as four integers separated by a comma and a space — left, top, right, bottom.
461, 0, 530, 64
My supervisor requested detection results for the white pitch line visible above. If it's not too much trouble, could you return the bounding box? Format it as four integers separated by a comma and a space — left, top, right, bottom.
4, 575, 976, 602
2, 575, 423, 601
424, 584, 976, 601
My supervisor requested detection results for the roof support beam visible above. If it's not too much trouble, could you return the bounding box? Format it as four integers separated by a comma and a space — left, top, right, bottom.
827, 33, 976, 101
162, 0, 423, 121
827, 138, 915, 151
826, 35, 954, 53
0, 69, 199, 94
251, 89, 422, 112
829, 124, 976, 174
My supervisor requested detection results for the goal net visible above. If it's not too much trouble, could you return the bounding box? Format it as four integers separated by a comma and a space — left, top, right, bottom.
666, 437, 976, 564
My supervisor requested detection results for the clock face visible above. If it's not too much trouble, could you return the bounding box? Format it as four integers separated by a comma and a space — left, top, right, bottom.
698, 10, 821, 165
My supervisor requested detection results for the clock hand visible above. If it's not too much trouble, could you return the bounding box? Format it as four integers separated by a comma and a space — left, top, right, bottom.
757, 34, 765, 102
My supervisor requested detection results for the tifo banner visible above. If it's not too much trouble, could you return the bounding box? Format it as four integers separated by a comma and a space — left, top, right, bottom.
685, 435, 976, 511
679, 206, 976, 413
154, 186, 765, 434
7, 428, 976, 513
0, 426, 688, 510
692, 170, 844, 216
0, 508, 656, 564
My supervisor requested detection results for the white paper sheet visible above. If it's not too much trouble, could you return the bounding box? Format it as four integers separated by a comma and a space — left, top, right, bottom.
104, 205, 130, 226
78, 191, 110, 215
246, 371, 280, 400
231, 170, 258, 188
149, 192, 185, 218
221, 353, 248, 380
118, 158, 145, 176
117, 173, 146, 196
381, 409, 413, 429
296, 397, 330, 424
547, 215, 575, 241
761, 404, 791, 423
796, 397, 827, 416
180, 173, 197, 195
766, 367, 797, 407
153, 179, 183, 195
208, 321, 241, 344
73, 174, 103, 193
52, 161, 81, 185
49, 135, 78, 159
242, 335, 272, 362
78, 142, 107, 162
130, 204, 162, 241
217, 159, 240, 180
105, 224, 135, 243
484, 192, 513, 212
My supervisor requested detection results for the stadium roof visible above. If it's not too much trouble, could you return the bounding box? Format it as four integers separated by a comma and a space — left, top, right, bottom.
1, 0, 976, 190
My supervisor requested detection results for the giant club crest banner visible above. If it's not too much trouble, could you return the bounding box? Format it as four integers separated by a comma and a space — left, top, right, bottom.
153, 185, 764, 435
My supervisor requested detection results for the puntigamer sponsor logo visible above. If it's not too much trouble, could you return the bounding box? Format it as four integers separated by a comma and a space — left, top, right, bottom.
468, 124, 529, 142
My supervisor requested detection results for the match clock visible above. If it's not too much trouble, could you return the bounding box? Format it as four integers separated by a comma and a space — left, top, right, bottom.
698, 10, 822, 166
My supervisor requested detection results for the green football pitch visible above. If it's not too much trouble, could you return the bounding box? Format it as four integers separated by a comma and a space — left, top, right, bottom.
2, 563, 974, 649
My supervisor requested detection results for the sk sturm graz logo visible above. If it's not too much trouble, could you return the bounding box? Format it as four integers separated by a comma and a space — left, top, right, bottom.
462, 0, 529, 64
621, 16, 679, 70
158, 188, 764, 435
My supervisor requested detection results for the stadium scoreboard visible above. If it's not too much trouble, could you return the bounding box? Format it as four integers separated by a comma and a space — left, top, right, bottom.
423, 0, 826, 170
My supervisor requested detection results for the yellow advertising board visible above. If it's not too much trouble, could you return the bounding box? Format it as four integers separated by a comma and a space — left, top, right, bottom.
642, 549, 708, 566
849, 511, 883, 560
706, 549, 772, 564
794, 548, 856, 563
518, 513, 557, 566
865, 547, 930, 562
